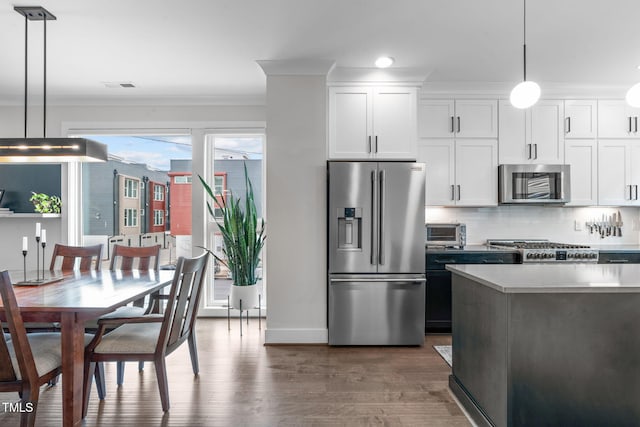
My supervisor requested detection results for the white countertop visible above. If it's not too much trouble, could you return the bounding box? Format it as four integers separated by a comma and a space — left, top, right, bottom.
446, 264, 640, 293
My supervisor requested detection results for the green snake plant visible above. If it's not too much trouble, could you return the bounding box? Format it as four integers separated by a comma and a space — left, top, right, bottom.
198, 163, 265, 286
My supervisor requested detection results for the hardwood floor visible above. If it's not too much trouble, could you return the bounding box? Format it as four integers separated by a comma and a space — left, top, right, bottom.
0, 319, 469, 426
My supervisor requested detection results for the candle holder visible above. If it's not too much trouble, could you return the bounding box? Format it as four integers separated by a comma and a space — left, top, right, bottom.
35, 235, 41, 281
41, 240, 47, 280
22, 250, 27, 282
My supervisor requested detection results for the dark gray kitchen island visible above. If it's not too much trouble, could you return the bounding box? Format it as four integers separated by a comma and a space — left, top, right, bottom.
446, 263, 640, 427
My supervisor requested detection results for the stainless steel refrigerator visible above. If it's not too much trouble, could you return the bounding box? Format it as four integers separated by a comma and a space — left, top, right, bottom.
328, 161, 426, 345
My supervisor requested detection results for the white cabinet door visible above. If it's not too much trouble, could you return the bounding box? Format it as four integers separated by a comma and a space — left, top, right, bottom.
565, 140, 597, 206
598, 100, 640, 138
373, 87, 417, 159
564, 100, 597, 139
417, 100, 455, 138
455, 140, 498, 206
499, 100, 564, 164
529, 100, 564, 164
598, 140, 631, 205
328, 87, 372, 159
498, 100, 527, 163
455, 100, 498, 138
417, 139, 455, 206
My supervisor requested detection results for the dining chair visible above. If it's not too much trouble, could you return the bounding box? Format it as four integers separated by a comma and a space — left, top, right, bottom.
0, 270, 95, 427
83, 252, 209, 415
104, 244, 161, 383
49, 243, 103, 271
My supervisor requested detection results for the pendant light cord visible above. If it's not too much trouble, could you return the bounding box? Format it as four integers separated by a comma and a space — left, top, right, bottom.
43, 16, 47, 138
523, 0, 527, 82
24, 15, 28, 138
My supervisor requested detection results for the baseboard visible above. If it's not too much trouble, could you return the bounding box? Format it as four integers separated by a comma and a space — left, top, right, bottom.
264, 328, 328, 344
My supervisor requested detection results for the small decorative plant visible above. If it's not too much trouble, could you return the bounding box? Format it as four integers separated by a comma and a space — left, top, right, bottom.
30, 192, 62, 214
199, 163, 265, 286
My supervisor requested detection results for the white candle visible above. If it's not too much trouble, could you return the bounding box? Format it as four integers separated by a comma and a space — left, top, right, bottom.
22, 236, 28, 251
41, 229, 46, 244
35, 222, 41, 237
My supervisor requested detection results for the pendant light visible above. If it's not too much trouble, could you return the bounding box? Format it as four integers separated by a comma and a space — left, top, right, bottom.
626, 82, 640, 108
509, 0, 540, 109
0, 6, 107, 163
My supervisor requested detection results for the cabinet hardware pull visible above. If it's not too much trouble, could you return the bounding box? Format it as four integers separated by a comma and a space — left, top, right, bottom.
457, 185, 461, 201
375, 135, 378, 153
635, 185, 638, 200
451, 184, 455, 201
566, 117, 571, 133
608, 259, 629, 263
628, 185, 633, 200
435, 259, 456, 264
368, 136, 372, 153
450, 116, 455, 133
457, 116, 461, 133
636, 116, 638, 133
482, 259, 504, 263
629, 117, 633, 133
534, 144, 538, 159
527, 144, 532, 159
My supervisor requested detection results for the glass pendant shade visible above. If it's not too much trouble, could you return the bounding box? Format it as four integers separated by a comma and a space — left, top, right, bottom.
625, 82, 640, 108
510, 80, 541, 109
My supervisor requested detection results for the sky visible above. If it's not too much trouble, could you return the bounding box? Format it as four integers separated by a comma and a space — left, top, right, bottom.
84, 135, 263, 171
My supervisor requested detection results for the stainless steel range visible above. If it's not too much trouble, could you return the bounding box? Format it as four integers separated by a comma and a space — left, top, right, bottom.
487, 239, 599, 263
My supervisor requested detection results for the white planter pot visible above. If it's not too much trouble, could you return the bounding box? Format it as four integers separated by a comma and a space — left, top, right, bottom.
229, 284, 259, 310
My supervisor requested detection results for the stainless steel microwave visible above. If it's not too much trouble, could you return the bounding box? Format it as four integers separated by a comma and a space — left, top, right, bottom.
499, 164, 570, 204
425, 223, 466, 247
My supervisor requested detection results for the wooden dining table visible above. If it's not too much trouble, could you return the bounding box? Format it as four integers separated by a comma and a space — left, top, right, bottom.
0, 269, 175, 427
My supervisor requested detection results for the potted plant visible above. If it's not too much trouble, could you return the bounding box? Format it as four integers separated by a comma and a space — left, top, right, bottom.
199, 163, 265, 310
30, 192, 62, 214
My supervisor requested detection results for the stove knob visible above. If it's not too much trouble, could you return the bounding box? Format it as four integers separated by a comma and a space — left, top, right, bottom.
526, 253, 533, 259
568, 253, 574, 258
590, 253, 597, 259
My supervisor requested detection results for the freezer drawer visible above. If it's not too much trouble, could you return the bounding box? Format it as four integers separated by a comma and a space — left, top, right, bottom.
328, 275, 426, 345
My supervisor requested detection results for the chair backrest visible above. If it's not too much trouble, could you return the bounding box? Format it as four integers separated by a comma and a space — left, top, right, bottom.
157, 253, 209, 355
49, 244, 103, 271
0, 271, 36, 385
109, 244, 161, 271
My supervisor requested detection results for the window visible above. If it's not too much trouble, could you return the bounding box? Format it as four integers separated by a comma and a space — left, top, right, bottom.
124, 208, 138, 227
154, 184, 165, 201
174, 175, 192, 184
124, 178, 139, 198
214, 175, 224, 194
154, 209, 164, 226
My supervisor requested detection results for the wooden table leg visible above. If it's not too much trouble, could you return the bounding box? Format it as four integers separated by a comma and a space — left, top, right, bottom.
60, 312, 85, 426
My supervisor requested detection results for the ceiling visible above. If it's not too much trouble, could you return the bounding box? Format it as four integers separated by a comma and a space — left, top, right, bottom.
1, 0, 640, 105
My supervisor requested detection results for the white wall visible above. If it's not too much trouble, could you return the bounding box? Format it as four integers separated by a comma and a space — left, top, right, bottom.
426, 206, 640, 246
263, 75, 328, 343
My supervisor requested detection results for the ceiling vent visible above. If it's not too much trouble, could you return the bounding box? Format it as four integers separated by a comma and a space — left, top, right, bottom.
103, 82, 136, 88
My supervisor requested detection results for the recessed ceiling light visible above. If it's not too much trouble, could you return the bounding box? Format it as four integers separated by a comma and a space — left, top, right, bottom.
375, 56, 394, 68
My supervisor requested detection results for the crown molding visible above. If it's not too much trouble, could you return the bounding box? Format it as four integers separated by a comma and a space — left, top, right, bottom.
256, 59, 336, 76
328, 67, 432, 86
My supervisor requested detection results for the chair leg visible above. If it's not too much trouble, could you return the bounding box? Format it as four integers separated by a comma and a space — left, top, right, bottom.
117, 361, 125, 386
138, 361, 144, 372
83, 362, 95, 419
154, 357, 170, 412
187, 333, 199, 375
95, 362, 106, 400
20, 386, 38, 427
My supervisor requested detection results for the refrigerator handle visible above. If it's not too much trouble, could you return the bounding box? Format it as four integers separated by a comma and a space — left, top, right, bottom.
379, 169, 385, 265
330, 278, 427, 283
370, 170, 377, 265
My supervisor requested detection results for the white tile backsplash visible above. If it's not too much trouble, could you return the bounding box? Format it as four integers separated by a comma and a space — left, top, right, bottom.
426, 206, 640, 246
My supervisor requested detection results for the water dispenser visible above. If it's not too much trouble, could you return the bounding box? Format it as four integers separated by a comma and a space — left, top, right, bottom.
336, 207, 362, 250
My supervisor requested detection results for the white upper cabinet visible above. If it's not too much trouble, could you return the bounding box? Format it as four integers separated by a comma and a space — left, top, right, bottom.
418, 99, 497, 138
598, 100, 640, 138
328, 86, 417, 159
417, 138, 498, 207
565, 140, 598, 206
564, 100, 597, 139
498, 100, 564, 164
598, 140, 640, 206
